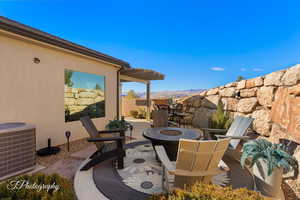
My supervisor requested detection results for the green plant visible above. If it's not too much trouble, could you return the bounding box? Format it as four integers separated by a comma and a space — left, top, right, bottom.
64, 69, 74, 87
126, 89, 139, 99
241, 138, 298, 176
149, 182, 264, 200
106, 117, 132, 130
210, 103, 232, 129
129, 110, 139, 118
0, 173, 75, 200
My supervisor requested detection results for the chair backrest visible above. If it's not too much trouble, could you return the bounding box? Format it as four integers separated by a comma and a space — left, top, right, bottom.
176, 138, 230, 183
80, 116, 103, 150
226, 116, 254, 149
152, 110, 169, 127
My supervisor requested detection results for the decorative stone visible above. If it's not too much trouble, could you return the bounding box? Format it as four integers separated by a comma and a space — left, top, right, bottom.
77, 98, 94, 105
269, 123, 290, 143
225, 82, 237, 88
236, 80, 246, 89
245, 77, 264, 88
237, 98, 258, 113
257, 86, 275, 108
192, 96, 202, 107
240, 88, 257, 97
65, 92, 74, 98
219, 88, 236, 97
79, 92, 97, 98
64, 98, 76, 106
201, 95, 220, 109
192, 107, 215, 128
221, 98, 238, 111
281, 64, 300, 86
199, 90, 207, 96
206, 88, 219, 95
271, 85, 300, 142
264, 70, 285, 86
95, 96, 104, 102
251, 109, 272, 136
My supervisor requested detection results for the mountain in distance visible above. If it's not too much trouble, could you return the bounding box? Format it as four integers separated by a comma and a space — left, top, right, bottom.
136, 89, 205, 98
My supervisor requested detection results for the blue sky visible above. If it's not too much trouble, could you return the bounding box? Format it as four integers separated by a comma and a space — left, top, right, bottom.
71, 71, 105, 90
1, 0, 300, 92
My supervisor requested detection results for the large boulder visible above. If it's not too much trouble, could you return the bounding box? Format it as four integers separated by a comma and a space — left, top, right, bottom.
201, 95, 220, 109
257, 86, 275, 108
219, 87, 236, 97
192, 107, 215, 128
221, 98, 238, 111
79, 91, 97, 98
237, 98, 258, 113
206, 88, 219, 95
240, 88, 257, 97
77, 98, 94, 105
281, 64, 300, 86
271, 84, 300, 142
251, 109, 272, 136
264, 70, 285, 86
236, 80, 246, 89
245, 77, 264, 88
64, 98, 76, 106
225, 82, 237, 88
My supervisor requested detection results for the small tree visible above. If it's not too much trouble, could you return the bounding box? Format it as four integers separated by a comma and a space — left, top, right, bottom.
64, 69, 74, 87
95, 83, 102, 90
237, 75, 245, 81
126, 90, 138, 99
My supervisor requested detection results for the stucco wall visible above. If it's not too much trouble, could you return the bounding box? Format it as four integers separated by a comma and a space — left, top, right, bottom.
0, 31, 119, 149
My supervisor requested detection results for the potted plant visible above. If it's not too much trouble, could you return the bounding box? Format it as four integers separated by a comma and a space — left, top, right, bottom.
241, 138, 298, 198
106, 116, 133, 132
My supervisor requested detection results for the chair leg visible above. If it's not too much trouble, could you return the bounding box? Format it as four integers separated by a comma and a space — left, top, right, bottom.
89, 150, 99, 159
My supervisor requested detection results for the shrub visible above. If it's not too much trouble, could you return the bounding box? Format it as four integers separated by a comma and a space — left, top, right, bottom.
210, 103, 232, 130
106, 117, 132, 131
129, 110, 139, 118
0, 173, 76, 200
149, 182, 264, 200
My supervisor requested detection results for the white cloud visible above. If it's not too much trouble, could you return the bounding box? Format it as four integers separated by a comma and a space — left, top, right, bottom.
253, 68, 263, 72
240, 68, 247, 71
210, 67, 225, 71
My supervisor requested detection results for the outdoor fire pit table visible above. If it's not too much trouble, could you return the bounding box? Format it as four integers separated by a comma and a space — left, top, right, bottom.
143, 127, 203, 161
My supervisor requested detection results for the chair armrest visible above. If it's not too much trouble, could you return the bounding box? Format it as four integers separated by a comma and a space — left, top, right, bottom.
168, 121, 178, 127
87, 136, 124, 142
154, 145, 176, 172
216, 135, 250, 140
98, 129, 126, 134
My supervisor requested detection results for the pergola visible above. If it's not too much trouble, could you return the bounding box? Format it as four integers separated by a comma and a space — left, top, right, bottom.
119, 67, 165, 120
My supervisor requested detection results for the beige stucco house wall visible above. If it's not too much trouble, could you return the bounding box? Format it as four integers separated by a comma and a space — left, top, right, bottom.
0, 30, 119, 149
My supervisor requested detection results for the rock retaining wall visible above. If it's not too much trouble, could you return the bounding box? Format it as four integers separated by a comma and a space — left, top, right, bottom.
180, 64, 300, 144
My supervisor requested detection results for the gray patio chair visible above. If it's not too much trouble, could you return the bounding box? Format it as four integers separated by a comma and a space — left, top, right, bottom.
80, 116, 126, 171
202, 116, 254, 160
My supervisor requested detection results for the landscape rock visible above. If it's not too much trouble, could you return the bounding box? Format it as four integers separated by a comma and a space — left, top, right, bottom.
257, 86, 275, 107
271, 85, 300, 142
281, 64, 300, 86
236, 80, 246, 89
221, 98, 238, 111
225, 82, 237, 88
237, 98, 258, 113
245, 77, 264, 88
206, 88, 219, 95
201, 95, 220, 109
219, 87, 236, 97
79, 92, 97, 98
264, 70, 285, 86
252, 109, 272, 136
192, 107, 215, 128
77, 98, 94, 105
240, 88, 257, 97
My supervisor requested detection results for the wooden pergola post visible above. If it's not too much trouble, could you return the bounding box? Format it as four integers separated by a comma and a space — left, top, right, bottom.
146, 81, 151, 121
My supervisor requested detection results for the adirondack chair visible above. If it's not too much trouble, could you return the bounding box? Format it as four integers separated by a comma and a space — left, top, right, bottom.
151, 110, 178, 128
80, 116, 126, 171
203, 116, 254, 160
155, 138, 230, 191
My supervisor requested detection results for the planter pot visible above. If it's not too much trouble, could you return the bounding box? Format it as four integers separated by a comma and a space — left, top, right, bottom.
253, 158, 283, 198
